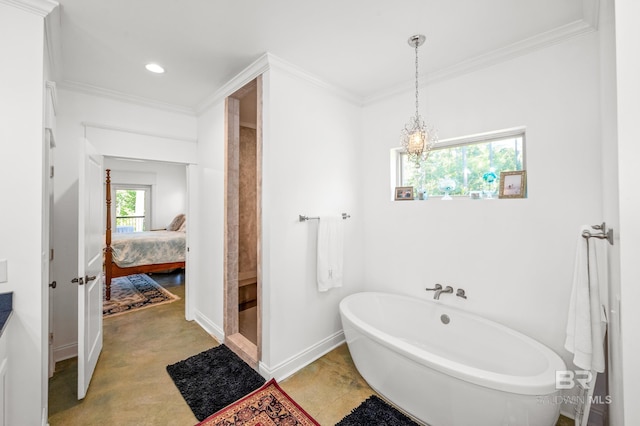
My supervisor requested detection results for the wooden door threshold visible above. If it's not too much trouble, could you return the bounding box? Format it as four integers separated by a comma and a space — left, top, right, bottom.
225, 333, 258, 370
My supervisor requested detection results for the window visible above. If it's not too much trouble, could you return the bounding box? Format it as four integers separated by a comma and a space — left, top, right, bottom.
397, 128, 525, 198
113, 185, 151, 232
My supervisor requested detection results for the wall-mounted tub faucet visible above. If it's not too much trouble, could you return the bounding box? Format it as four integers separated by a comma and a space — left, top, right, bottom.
425, 284, 442, 293
434, 285, 454, 300
426, 284, 454, 299
456, 288, 467, 299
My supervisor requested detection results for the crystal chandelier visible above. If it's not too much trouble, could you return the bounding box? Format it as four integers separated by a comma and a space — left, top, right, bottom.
401, 34, 438, 164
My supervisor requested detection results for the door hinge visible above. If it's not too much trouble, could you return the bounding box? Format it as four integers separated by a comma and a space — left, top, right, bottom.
50, 249, 54, 261
50, 165, 54, 178
49, 332, 53, 344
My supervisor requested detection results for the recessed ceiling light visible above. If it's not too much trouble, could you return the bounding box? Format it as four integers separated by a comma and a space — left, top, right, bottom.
145, 63, 165, 74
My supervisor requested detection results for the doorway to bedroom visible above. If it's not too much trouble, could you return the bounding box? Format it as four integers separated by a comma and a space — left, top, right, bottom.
103, 157, 189, 319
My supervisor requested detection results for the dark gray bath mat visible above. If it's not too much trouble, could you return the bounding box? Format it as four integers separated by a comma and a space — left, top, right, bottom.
336, 395, 420, 426
166, 344, 265, 421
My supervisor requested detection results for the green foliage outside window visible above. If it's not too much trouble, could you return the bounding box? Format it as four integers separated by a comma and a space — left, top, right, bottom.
401, 136, 524, 197
116, 190, 138, 216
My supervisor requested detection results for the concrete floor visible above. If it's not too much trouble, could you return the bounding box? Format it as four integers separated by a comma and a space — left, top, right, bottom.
48, 271, 573, 425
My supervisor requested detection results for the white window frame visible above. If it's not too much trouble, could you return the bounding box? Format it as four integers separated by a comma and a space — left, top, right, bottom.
392, 126, 527, 199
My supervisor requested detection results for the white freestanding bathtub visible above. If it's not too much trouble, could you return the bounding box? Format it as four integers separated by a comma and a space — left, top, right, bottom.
339, 292, 566, 426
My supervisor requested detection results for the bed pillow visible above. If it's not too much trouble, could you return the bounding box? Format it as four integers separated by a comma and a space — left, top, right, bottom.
166, 214, 186, 231
176, 219, 186, 232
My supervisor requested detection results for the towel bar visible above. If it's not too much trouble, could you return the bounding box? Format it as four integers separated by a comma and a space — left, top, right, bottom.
582, 222, 614, 245
299, 213, 351, 222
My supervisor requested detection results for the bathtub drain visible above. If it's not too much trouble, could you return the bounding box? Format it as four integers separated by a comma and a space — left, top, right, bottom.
440, 314, 450, 324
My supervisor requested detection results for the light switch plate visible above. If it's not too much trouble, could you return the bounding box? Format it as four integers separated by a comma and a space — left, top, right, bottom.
0, 259, 7, 283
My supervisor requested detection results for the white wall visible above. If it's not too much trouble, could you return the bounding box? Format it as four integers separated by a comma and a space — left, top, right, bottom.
194, 58, 366, 378
261, 65, 366, 376
52, 89, 197, 362
104, 158, 187, 230
615, 0, 640, 424
362, 31, 603, 415
0, 3, 49, 424
191, 102, 226, 339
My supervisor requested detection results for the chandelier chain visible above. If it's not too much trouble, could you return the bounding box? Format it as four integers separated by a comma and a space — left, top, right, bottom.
414, 40, 419, 118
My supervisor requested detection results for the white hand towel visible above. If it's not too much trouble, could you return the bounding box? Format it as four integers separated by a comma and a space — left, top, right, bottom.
564, 226, 607, 373
317, 216, 344, 292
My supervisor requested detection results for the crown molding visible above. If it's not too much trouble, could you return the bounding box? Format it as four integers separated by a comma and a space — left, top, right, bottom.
195, 53, 271, 114
57, 80, 196, 116
195, 52, 364, 114
0, 0, 57, 16
364, 17, 598, 106
82, 121, 197, 144
266, 54, 363, 106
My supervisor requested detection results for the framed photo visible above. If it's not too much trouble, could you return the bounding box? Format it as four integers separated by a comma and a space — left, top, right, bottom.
394, 186, 414, 201
499, 171, 527, 199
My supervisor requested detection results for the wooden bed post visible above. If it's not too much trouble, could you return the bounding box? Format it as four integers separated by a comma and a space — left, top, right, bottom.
105, 169, 112, 300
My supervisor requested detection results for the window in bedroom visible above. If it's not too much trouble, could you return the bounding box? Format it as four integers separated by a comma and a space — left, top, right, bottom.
395, 128, 526, 199
113, 185, 151, 232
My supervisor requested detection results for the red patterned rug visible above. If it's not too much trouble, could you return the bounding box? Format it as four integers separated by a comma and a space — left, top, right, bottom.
197, 379, 319, 426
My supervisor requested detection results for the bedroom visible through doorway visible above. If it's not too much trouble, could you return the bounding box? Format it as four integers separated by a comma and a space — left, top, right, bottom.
103, 157, 189, 306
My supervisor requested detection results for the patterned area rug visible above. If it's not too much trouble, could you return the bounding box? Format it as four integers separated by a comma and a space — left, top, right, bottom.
166, 345, 266, 421
103, 274, 180, 317
336, 395, 419, 425
196, 379, 320, 426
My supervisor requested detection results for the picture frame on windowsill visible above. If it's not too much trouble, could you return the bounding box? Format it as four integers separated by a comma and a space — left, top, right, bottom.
499, 171, 527, 199
394, 186, 414, 201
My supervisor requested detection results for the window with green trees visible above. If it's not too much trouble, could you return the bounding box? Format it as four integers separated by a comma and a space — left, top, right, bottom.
114, 186, 149, 232
398, 129, 525, 199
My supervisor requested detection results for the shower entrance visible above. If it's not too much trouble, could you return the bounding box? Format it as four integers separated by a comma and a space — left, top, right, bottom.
223, 77, 262, 368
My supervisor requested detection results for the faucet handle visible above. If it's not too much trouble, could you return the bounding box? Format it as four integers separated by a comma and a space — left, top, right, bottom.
456, 288, 467, 299
426, 284, 443, 292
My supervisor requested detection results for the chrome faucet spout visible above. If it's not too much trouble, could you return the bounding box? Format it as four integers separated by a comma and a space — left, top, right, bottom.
425, 284, 442, 293
434, 285, 454, 300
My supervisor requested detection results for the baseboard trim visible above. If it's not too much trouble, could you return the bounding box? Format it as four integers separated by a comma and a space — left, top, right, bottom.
193, 309, 225, 343
259, 330, 345, 381
53, 343, 77, 363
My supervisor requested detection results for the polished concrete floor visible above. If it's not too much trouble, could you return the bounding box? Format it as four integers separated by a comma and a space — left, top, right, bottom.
48, 271, 573, 425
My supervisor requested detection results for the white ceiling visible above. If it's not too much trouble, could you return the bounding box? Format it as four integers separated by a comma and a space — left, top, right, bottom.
53, 0, 596, 113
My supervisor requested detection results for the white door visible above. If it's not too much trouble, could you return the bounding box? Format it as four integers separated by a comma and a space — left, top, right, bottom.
76, 139, 104, 400
46, 129, 56, 378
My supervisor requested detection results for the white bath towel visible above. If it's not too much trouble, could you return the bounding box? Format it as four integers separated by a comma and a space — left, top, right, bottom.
564, 226, 607, 373
317, 215, 344, 292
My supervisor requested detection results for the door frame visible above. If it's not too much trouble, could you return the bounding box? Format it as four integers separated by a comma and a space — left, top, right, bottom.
224, 76, 262, 368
